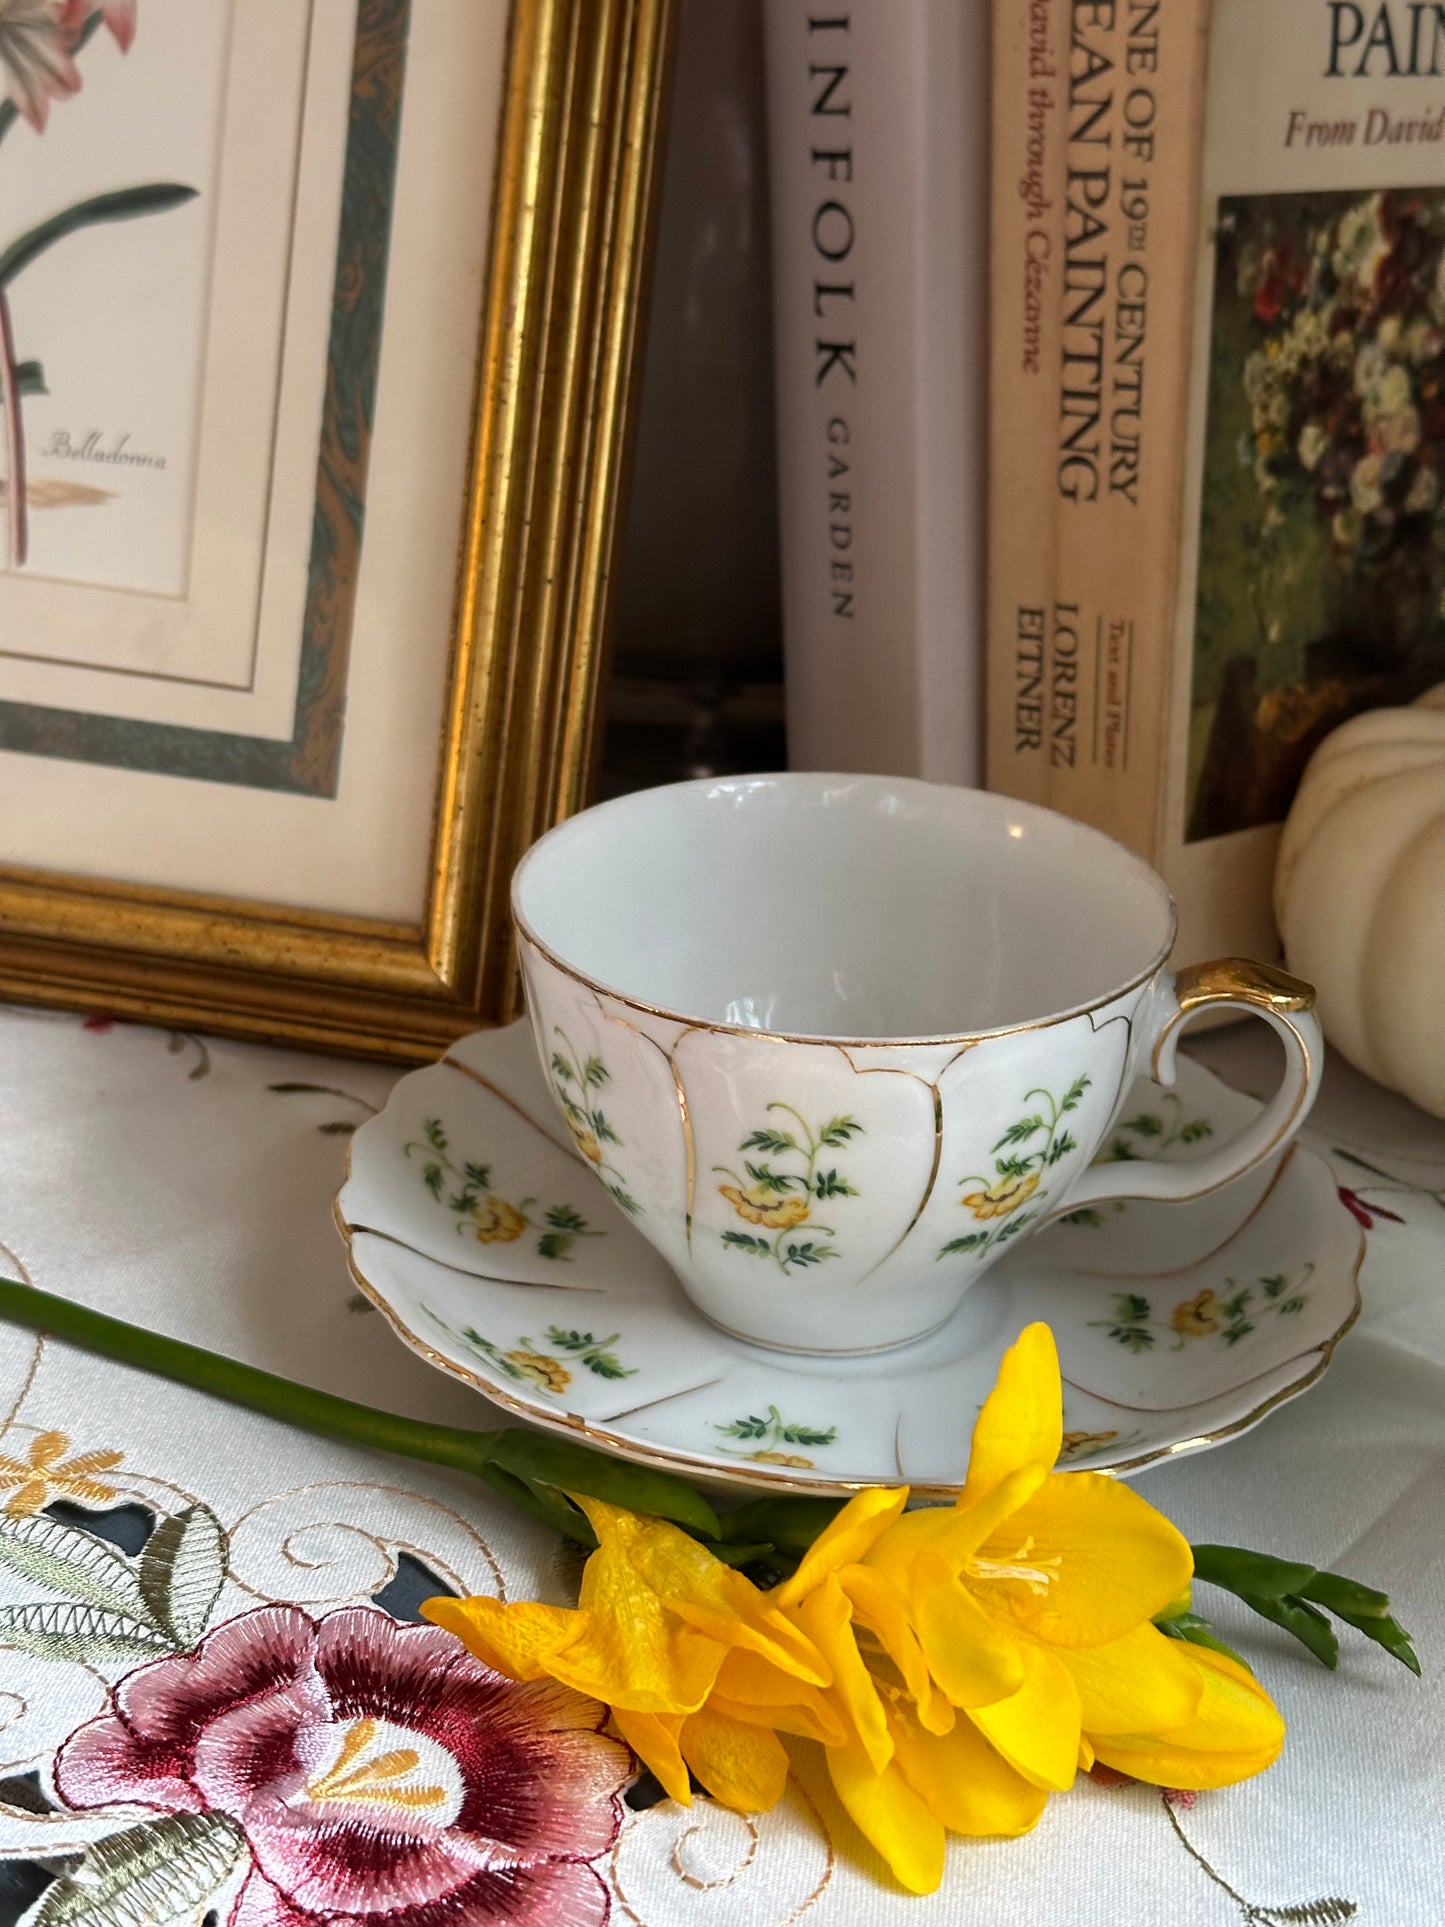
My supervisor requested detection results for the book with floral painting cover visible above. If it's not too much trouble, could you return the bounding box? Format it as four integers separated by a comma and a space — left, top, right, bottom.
987, 0, 1445, 963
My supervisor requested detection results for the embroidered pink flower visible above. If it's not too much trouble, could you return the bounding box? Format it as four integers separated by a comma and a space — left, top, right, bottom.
56, 1605, 629, 1927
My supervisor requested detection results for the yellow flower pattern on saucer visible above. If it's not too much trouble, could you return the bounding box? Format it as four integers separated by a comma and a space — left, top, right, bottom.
425, 1323, 1285, 1896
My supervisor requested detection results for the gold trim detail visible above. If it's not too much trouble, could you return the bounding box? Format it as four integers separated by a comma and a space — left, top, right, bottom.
335, 1200, 1365, 1501
1174, 958, 1317, 1018
512, 905, 1177, 1050
0, 0, 679, 1059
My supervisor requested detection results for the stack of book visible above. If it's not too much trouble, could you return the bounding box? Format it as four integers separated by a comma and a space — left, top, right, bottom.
770, 0, 1445, 961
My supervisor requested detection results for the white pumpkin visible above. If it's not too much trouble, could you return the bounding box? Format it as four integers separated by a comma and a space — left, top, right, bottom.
1275, 684, 1445, 1117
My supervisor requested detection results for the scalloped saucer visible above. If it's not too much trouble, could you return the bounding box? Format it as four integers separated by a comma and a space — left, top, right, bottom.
336, 1022, 1362, 1497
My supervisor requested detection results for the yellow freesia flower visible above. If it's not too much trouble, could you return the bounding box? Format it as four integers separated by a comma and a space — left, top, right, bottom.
424, 1323, 1285, 1899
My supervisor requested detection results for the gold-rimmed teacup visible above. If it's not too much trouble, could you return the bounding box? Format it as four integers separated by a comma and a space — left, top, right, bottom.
511, 776, 1321, 1355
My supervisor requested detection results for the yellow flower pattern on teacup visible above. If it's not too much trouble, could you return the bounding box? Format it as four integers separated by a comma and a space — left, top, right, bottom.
547, 1030, 641, 1215
719, 1184, 812, 1231
942, 1075, 1090, 1265
962, 1169, 1042, 1221
715, 1404, 837, 1469
714, 1104, 862, 1275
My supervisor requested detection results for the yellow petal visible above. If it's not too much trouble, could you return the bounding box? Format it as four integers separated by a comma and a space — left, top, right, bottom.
422, 1596, 577, 1682
960, 1323, 1063, 1504
556, 1526, 724, 1712
712, 1648, 848, 1746
838, 1565, 955, 1735
966, 1640, 1081, 1792
1061, 1622, 1203, 1735
611, 1707, 691, 1804
679, 1706, 790, 1811
907, 1552, 1026, 1709
826, 1736, 946, 1896
574, 1494, 829, 1686
1078, 1734, 1095, 1772
790, 1575, 892, 1774
972, 1472, 1193, 1645
1090, 1645, 1285, 1789
865, 1467, 1045, 1588
889, 1703, 1048, 1838
772, 1485, 909, 1608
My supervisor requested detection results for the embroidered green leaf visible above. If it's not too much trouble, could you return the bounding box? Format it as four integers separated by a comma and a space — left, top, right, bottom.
138, 1504, 227, 1649
29, 1811, 247, 1927
0, 1512, 155, 1621
1255, 1902, 1358, 1924
0, 1600, 172, 1665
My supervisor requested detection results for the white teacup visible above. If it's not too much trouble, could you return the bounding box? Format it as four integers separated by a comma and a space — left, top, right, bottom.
511, 775, 1321, 1355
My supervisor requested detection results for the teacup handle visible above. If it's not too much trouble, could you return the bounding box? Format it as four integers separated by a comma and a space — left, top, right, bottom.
1052, 959, 1323, 1216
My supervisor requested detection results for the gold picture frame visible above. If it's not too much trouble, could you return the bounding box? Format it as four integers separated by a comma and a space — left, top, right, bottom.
0, 0, 675, 1060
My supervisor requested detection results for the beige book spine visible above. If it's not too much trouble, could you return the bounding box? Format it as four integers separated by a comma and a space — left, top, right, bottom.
987, 0, 1212, 863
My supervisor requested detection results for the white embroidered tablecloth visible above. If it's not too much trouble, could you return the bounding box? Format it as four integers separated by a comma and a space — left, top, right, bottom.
0, 1002, 1440, 1926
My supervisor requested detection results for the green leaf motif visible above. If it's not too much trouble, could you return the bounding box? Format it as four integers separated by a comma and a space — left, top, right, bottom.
138, 1505, 227, 1649
0, 1512, 155, 1622
817, 1117, 862, 1147
741, 1129, 796, 1155
722, 1230, 772, 1255
30, 1812, 247, 1927
15, 359, 46, 397
0, 184, 201, 294
0, 1600, 172, 1666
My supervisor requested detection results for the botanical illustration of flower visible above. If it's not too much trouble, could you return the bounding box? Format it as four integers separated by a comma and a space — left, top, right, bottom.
0, 1425, 122, 1515
1091, 1265, 1315, 1354
55, 1602, 630, 1927
940, 1074, 1089, 1263
421, 1308, 636, 1393
548, 1029, 640, 1216
1, 2, 196, 566
405, 1117, 601, 1261
714, 1103, 862, 1274
714, 1405, 838, 1469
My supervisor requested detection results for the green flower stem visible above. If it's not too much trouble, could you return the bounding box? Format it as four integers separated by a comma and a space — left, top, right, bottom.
0, 1278, 720, 1546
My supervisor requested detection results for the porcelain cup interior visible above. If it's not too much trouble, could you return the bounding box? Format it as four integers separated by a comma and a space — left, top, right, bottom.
512, 775, 1180, 1354
513, 775, 1175, 1040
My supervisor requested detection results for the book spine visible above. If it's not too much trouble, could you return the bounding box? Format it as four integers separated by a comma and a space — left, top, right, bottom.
765, 0, 987, 783
985, 0, 1211, 855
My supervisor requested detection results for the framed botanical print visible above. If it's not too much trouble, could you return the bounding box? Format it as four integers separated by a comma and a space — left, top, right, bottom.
0, 0, 675, 1058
